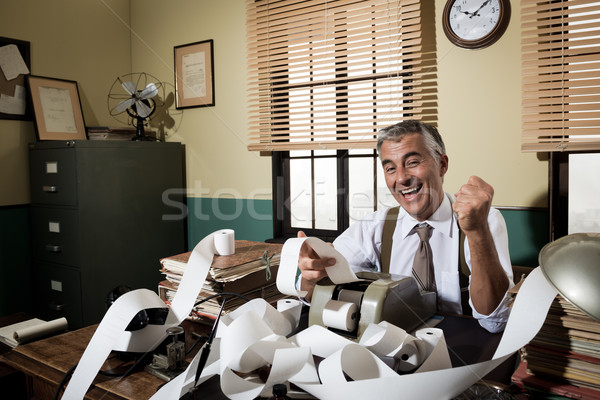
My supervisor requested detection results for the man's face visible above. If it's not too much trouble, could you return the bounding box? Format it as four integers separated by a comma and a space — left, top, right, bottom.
380, 134, 448, 221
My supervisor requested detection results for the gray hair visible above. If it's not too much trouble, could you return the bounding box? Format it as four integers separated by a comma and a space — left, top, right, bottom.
376, 120, 446, 164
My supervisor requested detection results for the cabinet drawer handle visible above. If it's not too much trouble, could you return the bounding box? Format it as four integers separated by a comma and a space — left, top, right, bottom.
46, 244, 62, 253
51, 304, 64, 312
42, 185, 58, 193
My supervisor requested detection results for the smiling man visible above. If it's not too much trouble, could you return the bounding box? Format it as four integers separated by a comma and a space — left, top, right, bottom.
297, 120, 514, 333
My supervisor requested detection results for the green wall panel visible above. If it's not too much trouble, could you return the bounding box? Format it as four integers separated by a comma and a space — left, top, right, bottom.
187, 197, 273, 249
186, 197, 549, 268
0, 201, 550, 316
499, 208, 549, 268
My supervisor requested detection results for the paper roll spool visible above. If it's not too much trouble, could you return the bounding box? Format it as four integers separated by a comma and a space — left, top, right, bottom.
394, 338, 422, 372
214, 229, 235, 255
337, 289, 363, 307
322, 300, 358, 332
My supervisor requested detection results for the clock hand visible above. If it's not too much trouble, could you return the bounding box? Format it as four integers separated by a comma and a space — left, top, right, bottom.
470, 0, 492, 18
456, 5, 474, 17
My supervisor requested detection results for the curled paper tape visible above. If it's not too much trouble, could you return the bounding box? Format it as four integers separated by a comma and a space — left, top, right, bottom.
223, 298, 298, 337
67, 228, 562, 400
318, 343, 398, 385
414, 328, 452, 373
359, 321, 423, 372
359, 321, 412, 356
290, 324, 354, 358
276, 236, 360, 298
277, 298, 303, 333
157, 268, 557, 400
62, 231, 219, 400
393, 338, 421, 372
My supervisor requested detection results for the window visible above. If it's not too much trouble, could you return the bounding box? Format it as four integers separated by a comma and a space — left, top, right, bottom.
247, 0, 437, 239
522, 0, 600, 152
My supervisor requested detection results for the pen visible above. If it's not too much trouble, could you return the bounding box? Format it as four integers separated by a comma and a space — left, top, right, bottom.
194, 298, 226, 386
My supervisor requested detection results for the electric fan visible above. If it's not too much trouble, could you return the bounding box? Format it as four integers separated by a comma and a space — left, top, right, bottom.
107, 72, 164, 141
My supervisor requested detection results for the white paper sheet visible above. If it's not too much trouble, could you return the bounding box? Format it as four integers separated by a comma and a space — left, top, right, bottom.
0, 44, 29, 80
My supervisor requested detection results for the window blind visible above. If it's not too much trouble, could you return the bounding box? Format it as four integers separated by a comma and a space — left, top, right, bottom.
522, 0, 600, 152
246, 0, 437, 152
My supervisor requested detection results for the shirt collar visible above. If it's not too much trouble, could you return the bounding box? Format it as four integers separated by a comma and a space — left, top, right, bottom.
398, 193, 455, 238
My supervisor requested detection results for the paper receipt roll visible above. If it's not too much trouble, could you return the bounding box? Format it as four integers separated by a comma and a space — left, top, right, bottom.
322, 300, 358, 332
214, 229, 235, 255
13, 317, 68, 345
337, 289, 363, 307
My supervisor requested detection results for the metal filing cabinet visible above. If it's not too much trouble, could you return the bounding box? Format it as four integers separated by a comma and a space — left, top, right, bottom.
29, 140, 186, 328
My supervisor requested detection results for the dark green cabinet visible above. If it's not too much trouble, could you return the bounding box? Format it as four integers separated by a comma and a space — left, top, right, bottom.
29, 140, 186, 328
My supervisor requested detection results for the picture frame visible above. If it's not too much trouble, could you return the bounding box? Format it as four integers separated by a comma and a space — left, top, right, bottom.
0, 36, 31, 120
174, 39, 215, 109
27, 75, 87, 141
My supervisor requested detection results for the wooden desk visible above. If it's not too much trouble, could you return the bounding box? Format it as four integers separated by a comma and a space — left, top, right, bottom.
0, 313, 31, 400
0, 321, 214, 400
0, 312, 516, 400
438, 313, 517, 385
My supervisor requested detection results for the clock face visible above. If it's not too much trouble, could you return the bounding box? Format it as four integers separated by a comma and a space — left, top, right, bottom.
448, 0, 501, 41
443, 0, 510, 49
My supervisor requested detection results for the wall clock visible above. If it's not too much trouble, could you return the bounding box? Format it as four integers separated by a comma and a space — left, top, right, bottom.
442, 0, 511, 49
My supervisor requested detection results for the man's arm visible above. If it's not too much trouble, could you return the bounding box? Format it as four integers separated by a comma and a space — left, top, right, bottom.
297, 231, 335, 302
453, 176, 510, 315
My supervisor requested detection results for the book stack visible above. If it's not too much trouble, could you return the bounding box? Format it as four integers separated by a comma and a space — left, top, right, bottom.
158, 240, 291, 323
512, 294, 600, 399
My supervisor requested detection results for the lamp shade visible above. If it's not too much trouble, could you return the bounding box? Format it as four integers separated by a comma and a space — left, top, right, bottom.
539, 233, 600, 322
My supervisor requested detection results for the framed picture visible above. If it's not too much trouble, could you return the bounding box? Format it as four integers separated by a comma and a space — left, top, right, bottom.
174, 39, 215, 109
27, 75, 87, 141
0, 36, 31, 120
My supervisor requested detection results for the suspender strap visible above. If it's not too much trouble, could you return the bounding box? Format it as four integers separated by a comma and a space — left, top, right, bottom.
380, 205, 473, 316
381, 206, 400, 275
458, 225, 473, 316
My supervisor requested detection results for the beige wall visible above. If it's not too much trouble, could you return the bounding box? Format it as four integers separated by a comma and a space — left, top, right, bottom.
0, 0, 548, 208
130, 0, 272, 201
0, 0, 131, 206
434, 0, 547, 208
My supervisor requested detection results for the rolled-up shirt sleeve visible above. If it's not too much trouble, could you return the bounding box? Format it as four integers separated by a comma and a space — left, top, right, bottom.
467, 207, 515, 333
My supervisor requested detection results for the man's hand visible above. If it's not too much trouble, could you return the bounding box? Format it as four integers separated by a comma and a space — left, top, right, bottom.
452, 175, 494, 233
452, 176, 509, 315
297, 231, 335, 302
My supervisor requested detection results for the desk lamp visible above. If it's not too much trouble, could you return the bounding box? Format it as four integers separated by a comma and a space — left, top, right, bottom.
538, 232, 600, 321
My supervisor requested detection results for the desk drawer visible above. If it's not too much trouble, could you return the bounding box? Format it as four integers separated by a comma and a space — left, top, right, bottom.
31, 207, 80, 267
33, 262, 83, 329
29, 148, 77, 206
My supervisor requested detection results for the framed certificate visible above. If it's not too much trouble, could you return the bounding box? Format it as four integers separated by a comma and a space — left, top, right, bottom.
27, 75, 87, 141
174, 39, 215, 109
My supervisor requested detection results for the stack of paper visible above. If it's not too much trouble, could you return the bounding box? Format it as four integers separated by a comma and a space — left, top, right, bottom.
158, 240, 291, 322
513, 295, 600, 399
0, 317, 68, 348
86, 126, 157, 140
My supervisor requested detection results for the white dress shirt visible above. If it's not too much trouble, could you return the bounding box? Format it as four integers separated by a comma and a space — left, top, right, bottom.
332, 193, 514, 333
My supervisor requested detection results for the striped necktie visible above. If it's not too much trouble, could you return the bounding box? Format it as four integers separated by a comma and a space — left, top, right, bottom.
412, 224, 436, 293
